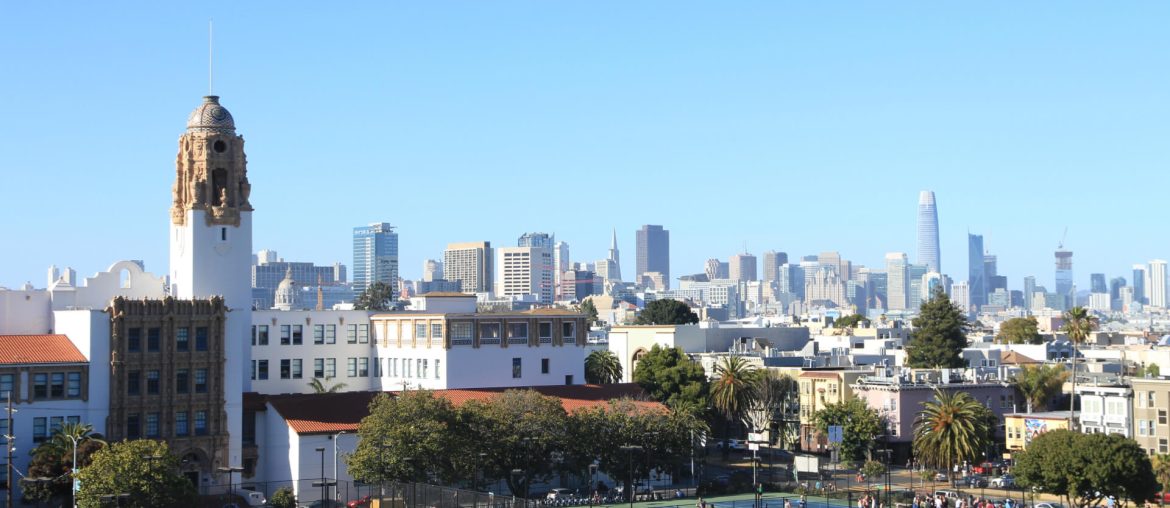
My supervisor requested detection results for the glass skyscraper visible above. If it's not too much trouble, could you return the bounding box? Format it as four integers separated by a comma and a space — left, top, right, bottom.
917, 191, 940, 274
968, 234, 986, 309
635, 225, 670, 288
353, 222, 399, 296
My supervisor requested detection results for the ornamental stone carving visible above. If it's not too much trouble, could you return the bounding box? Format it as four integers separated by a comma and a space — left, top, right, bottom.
171, 96, 253, 226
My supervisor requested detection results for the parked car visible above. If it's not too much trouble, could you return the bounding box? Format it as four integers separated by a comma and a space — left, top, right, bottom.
1034, 502, 1064, 508
547, 488, 573, 500
933, 472, 949, 482
347, 496, 373, 508
233, 489, 267, 507
716, 439, 748, 451
962, 475, 988, 487
935, 490, 960, 500
989, 475, 1015, 488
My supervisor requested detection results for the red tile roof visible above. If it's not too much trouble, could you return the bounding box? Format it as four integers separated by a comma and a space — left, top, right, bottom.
0, 335, 86, 365
261, 384, 662, 435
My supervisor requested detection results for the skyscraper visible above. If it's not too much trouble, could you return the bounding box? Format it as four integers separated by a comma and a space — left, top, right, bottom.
762, 251, 788, 283
518, 232, 554, 249
554, 241, 570, 300
496, 246, 555, 304
606, 229, 622, 282
730, 252, 758, 282
635, 225, 670, 289
422, 259, 443, 282
968, 234, 986, 309
1133, 264, 1147, 304
886, 252, 909, 311
1149, 260, 1167, 308
444, 241, 493, 294
917, 191, 941, 273
1023, 276, 1036, 310
353, 223, 399, 296
1055, 249, 1074, 304
1089, 273, 1107, 294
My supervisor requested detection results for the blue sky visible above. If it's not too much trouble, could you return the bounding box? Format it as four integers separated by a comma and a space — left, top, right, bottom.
1, 2, 1168, 290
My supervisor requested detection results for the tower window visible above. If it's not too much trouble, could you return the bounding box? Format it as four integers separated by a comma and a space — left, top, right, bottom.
213, 140, 226, 153
221, 228, 227, 241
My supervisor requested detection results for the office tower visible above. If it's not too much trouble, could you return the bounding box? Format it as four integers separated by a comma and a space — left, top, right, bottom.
251, 255, 347, 310
353, 222, 399, 296
1109, 277, 1126, 311
517, 232, 554, 249
553, 241, 570, 300
422, 259, 443, 282
1090, 273, 1107, 294
1023, 276, 1036, 310
886, 252, 909, 311
984, 254, 998, 279
606, 229, 622, 282
1055, 249, 1074, 304
762, 251, 788, 283
921, 272, 943, 302
968, 234, 986, 309
730, 252, 758, 282
1149, 260, 1168, 308
496, 246, 555, 304
704, 259, 726, 280
1133, 265, 1148, 304
951, 281, 971, 314
805, 267, 847, 307
636, 225, 670, 289
444, 241, 493, 294
1120, 286, 1135, 311
561, 268, 596, 301
917, 190, 941, 273
907, 264, 929, 309
1010, 290, 1024, 308
868, 271, 888, 311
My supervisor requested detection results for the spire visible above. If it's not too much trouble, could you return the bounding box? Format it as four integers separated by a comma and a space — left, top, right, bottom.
611, 228, 618, 250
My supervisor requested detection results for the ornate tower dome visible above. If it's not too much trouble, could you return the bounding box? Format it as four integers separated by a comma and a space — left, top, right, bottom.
274, 268, 303, 311
186, 95, 236, 133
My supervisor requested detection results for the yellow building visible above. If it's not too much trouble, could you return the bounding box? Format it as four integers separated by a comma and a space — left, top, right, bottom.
1004, 411, 1071, 453
798, 369, 869, 452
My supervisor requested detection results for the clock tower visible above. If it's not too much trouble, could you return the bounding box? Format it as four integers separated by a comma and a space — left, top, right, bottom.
169, 95, 251, 468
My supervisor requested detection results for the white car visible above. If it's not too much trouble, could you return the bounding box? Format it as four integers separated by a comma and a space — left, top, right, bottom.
1034, 503, 1064, 508
716, 439, 748, 451
546, 488, 573, 500
989, 475, 1015, 488
233, 489, 267, 507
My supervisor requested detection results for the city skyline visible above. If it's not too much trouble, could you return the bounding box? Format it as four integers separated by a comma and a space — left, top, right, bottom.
3, 3, 1170, 289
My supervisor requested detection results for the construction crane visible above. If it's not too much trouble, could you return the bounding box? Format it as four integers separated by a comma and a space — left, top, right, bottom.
1058, 227, 1068, 250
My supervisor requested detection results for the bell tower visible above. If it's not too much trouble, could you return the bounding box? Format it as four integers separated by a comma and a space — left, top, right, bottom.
168, 95, 251, 469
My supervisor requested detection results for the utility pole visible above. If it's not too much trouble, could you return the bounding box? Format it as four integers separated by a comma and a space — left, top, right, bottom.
7, 393, 14, 508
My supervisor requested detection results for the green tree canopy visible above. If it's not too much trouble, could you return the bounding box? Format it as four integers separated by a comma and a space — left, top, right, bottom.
75, 439, 195, 508
1015, 430, 1157, 507
459, 390, 570, 497
859, 460, 887, 485
906, 287, 969, 368
745, 371, 798, 448
269, 487, 296, 508
355, 281, 395, 311
631, 345, 710, 413
22, 423, 105, 504
580, 299, 600, 325
635, 299, 699, 325
834, 314, 867, 329
347, 391, 467, 485
585, 350, 623, 384
1012, 364, 1068, 412
911, 389, 995, 480
813, 397, 884, 462
1152, 454, 1170, 499
996, 317, 1043, 344
307, 377, 348, 393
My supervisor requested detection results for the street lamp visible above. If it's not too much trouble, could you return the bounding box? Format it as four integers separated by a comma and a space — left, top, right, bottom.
66, 435, 81, 508
619, 445, 643, 508
316, 447, 327, 505
511, 469, 527, 508
217, 466, 244, 504
333, 431, 347, 502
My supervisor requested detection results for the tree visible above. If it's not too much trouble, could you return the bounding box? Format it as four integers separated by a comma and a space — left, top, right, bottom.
813, 398, 884, 462
270, 486, 297, 508
906, 287, 969, 368
1152, 454, 1170, 498
834, 314, 867, 329
997, 317, 1043, 344
22, 422, 106, 504
744, 372, 798, 449
631, 345, 710, 413
75, 439, 196, 508
355, 281, 395, 311
860, 460, 887, 486
460, 390, 569, 497
711, 356, 760, 454
585, 350, 623, 384
307, 377, 348, 393
635, 299, 699, 325
911, 389, 994, 482
1015, 430, 1157, 507
1139, 363, 1162, 378
347, 391, 467, 485
1063, 307, 1098, 429
580, 299, 600, 325
1012, 364, 1069, 412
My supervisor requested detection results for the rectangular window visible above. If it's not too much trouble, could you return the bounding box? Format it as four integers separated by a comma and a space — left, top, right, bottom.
33, 417, 47, 442
347, 358, 358, 378
50, 373, 65, 398
0, 374, 13, 399
281, 325, 291, 345
420, 359, 428, 379
542, 358, 550, 374
1150, 391, 1158, 408
326, 324, 336, 344
292, 325, 303, 345
405, 358, 412, 378
147, 327, 160, 352
126, 414, 140, 440
257, 325, 269, 346
251, 325, 257, 346
196, 368, 209, 392
1139, 420, 1149, 436
451, 322, 473, 345
146, 413, 160, 438
415, 323, 428, 341
347, 324, 358, 344
1160, 410, 1168, 425
314, 324, 325, 344
292, 359, 303, 379
359, 358, 369, 377
251, 360, 256, 381
33, 373, 48, 399
128, 371, 140, 396
314, 358, 325, 378
195, 327, 209, 351
508, 323, 529, 344
195, 411, 208, 436
431, 323, 443, 341
480, 323, 502, 344
1161, 438, 1169, 454
258, 360, 269, 380
175, 412, 189, 436
280, 359, 291, 379
435, 359, 441, 379
392, 358, 398, 377
358, 324, 369, 344
326, 358, 336, 378
562, 321, 577, 343
127, 327, 142, 352
176, 369, 189, 394
539, 322, 553, 343
176, 327, 190, 351
147, 370, 160, 395
512, 358, 522, 378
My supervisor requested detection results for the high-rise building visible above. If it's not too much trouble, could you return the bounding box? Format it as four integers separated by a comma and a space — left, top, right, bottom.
635, 225, 670, 289
1023, 276, 1036, 310
251, 254, 347, 310
968, 234, 986, 309
1089, 273, 1107, 294
1149, 260, 1167, 308
444, 241, 493, 294
704, 259, 728, 280
518, 232, 554, 249
1133, 265, 1148, 304
951, 281, 971, 314
1109, 277, 1126, 311
422, 259, 443, 282
804, 266, 847, 307
762, 251, 788, 283
729, 253, 758, 282
917, 191, 940, 273
907, 264, 929, 310
554, 241, 570, 300
1055, 249, 1074, 304
886, 252, 909, 311
606, 229, 622, 282
496, 246, 555, 304
352, 222, 399, 296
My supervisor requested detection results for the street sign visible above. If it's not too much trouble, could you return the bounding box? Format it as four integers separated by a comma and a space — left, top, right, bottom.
748, 432, 765, 443
827, 425, 844, 444
748, 443, 760, 451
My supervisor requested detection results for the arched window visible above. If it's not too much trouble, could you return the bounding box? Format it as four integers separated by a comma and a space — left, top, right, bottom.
211, 168, 228, 206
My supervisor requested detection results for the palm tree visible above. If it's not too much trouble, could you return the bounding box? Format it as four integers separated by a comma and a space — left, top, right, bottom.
711, 356, 760, 452
912, 389, 994, 482
1011, 364, 1069, 412
308, 377, 348, 393
1062, 306, 1098, 430
1152, 454, 1170, 502
584, 350, 623, 384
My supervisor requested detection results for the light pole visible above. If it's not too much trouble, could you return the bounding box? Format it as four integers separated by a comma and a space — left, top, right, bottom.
317, 447, 327, 505
333, 431, 346, 502
217, 466, 244, 505
67, 434, 80, 508
619, 445, 643, 508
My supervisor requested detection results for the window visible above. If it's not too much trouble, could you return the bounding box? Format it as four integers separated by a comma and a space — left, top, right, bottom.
1160, 438, 1169, 454
358, 324, 369, 344
257, 360, 269, 380
325, 358, 336, 378
359, 358, 369, 377
431, 323, 443, 341
1160, 410, 1168, 425
314, 325, 325, 344
508, 323, 529, 344
326, 324, 336, 344
147, 327, 160, 352
405, 358, 412, 378
176, 369, 189, 394
146, 413, 160, 438
281, 325, 291, 345
196, 369, 208, 392
147, 370, 160, 395
415, 323, 428, 341
33, 373, 47, 398
391, 358, 398, 377
176, 327, 190, 351
512, 358, 522, 378
126, 414, 140, 440
195, 411, 208, 436
50, 373, 65, 398
541, 358, 550, 374
314, 358, 325, 378
196, 327, 209, 351
0, 374, 12, 399
451, 323, 473, 346
33, 417, 48, 442
251, 360, 256, 380
127, 327, 141, 352
292, 325, 303, 345
347, 324, 358, 344
257, 325, 269, 346
562, 321, 577, 343
416, 359, 423, 379
128, 371, 141, 395
292, 359, 303, 379
281, 359, 291, 379
347, 358, 358, 378
1139, 420, 1150, 436
480, 323, 502, 344
176, 412, 189, 436
251, 325, 257, 346
419, 359, 427, 379
1106, 398, 1125, 416
539, 322, 553, 343
1150, 391, 1158, 408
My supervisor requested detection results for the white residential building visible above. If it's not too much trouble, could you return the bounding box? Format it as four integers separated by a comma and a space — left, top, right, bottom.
496, 246, 555, 305
250, 309, 375, 394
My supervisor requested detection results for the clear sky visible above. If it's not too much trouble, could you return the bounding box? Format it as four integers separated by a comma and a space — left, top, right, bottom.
2, 2, 1168, 291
